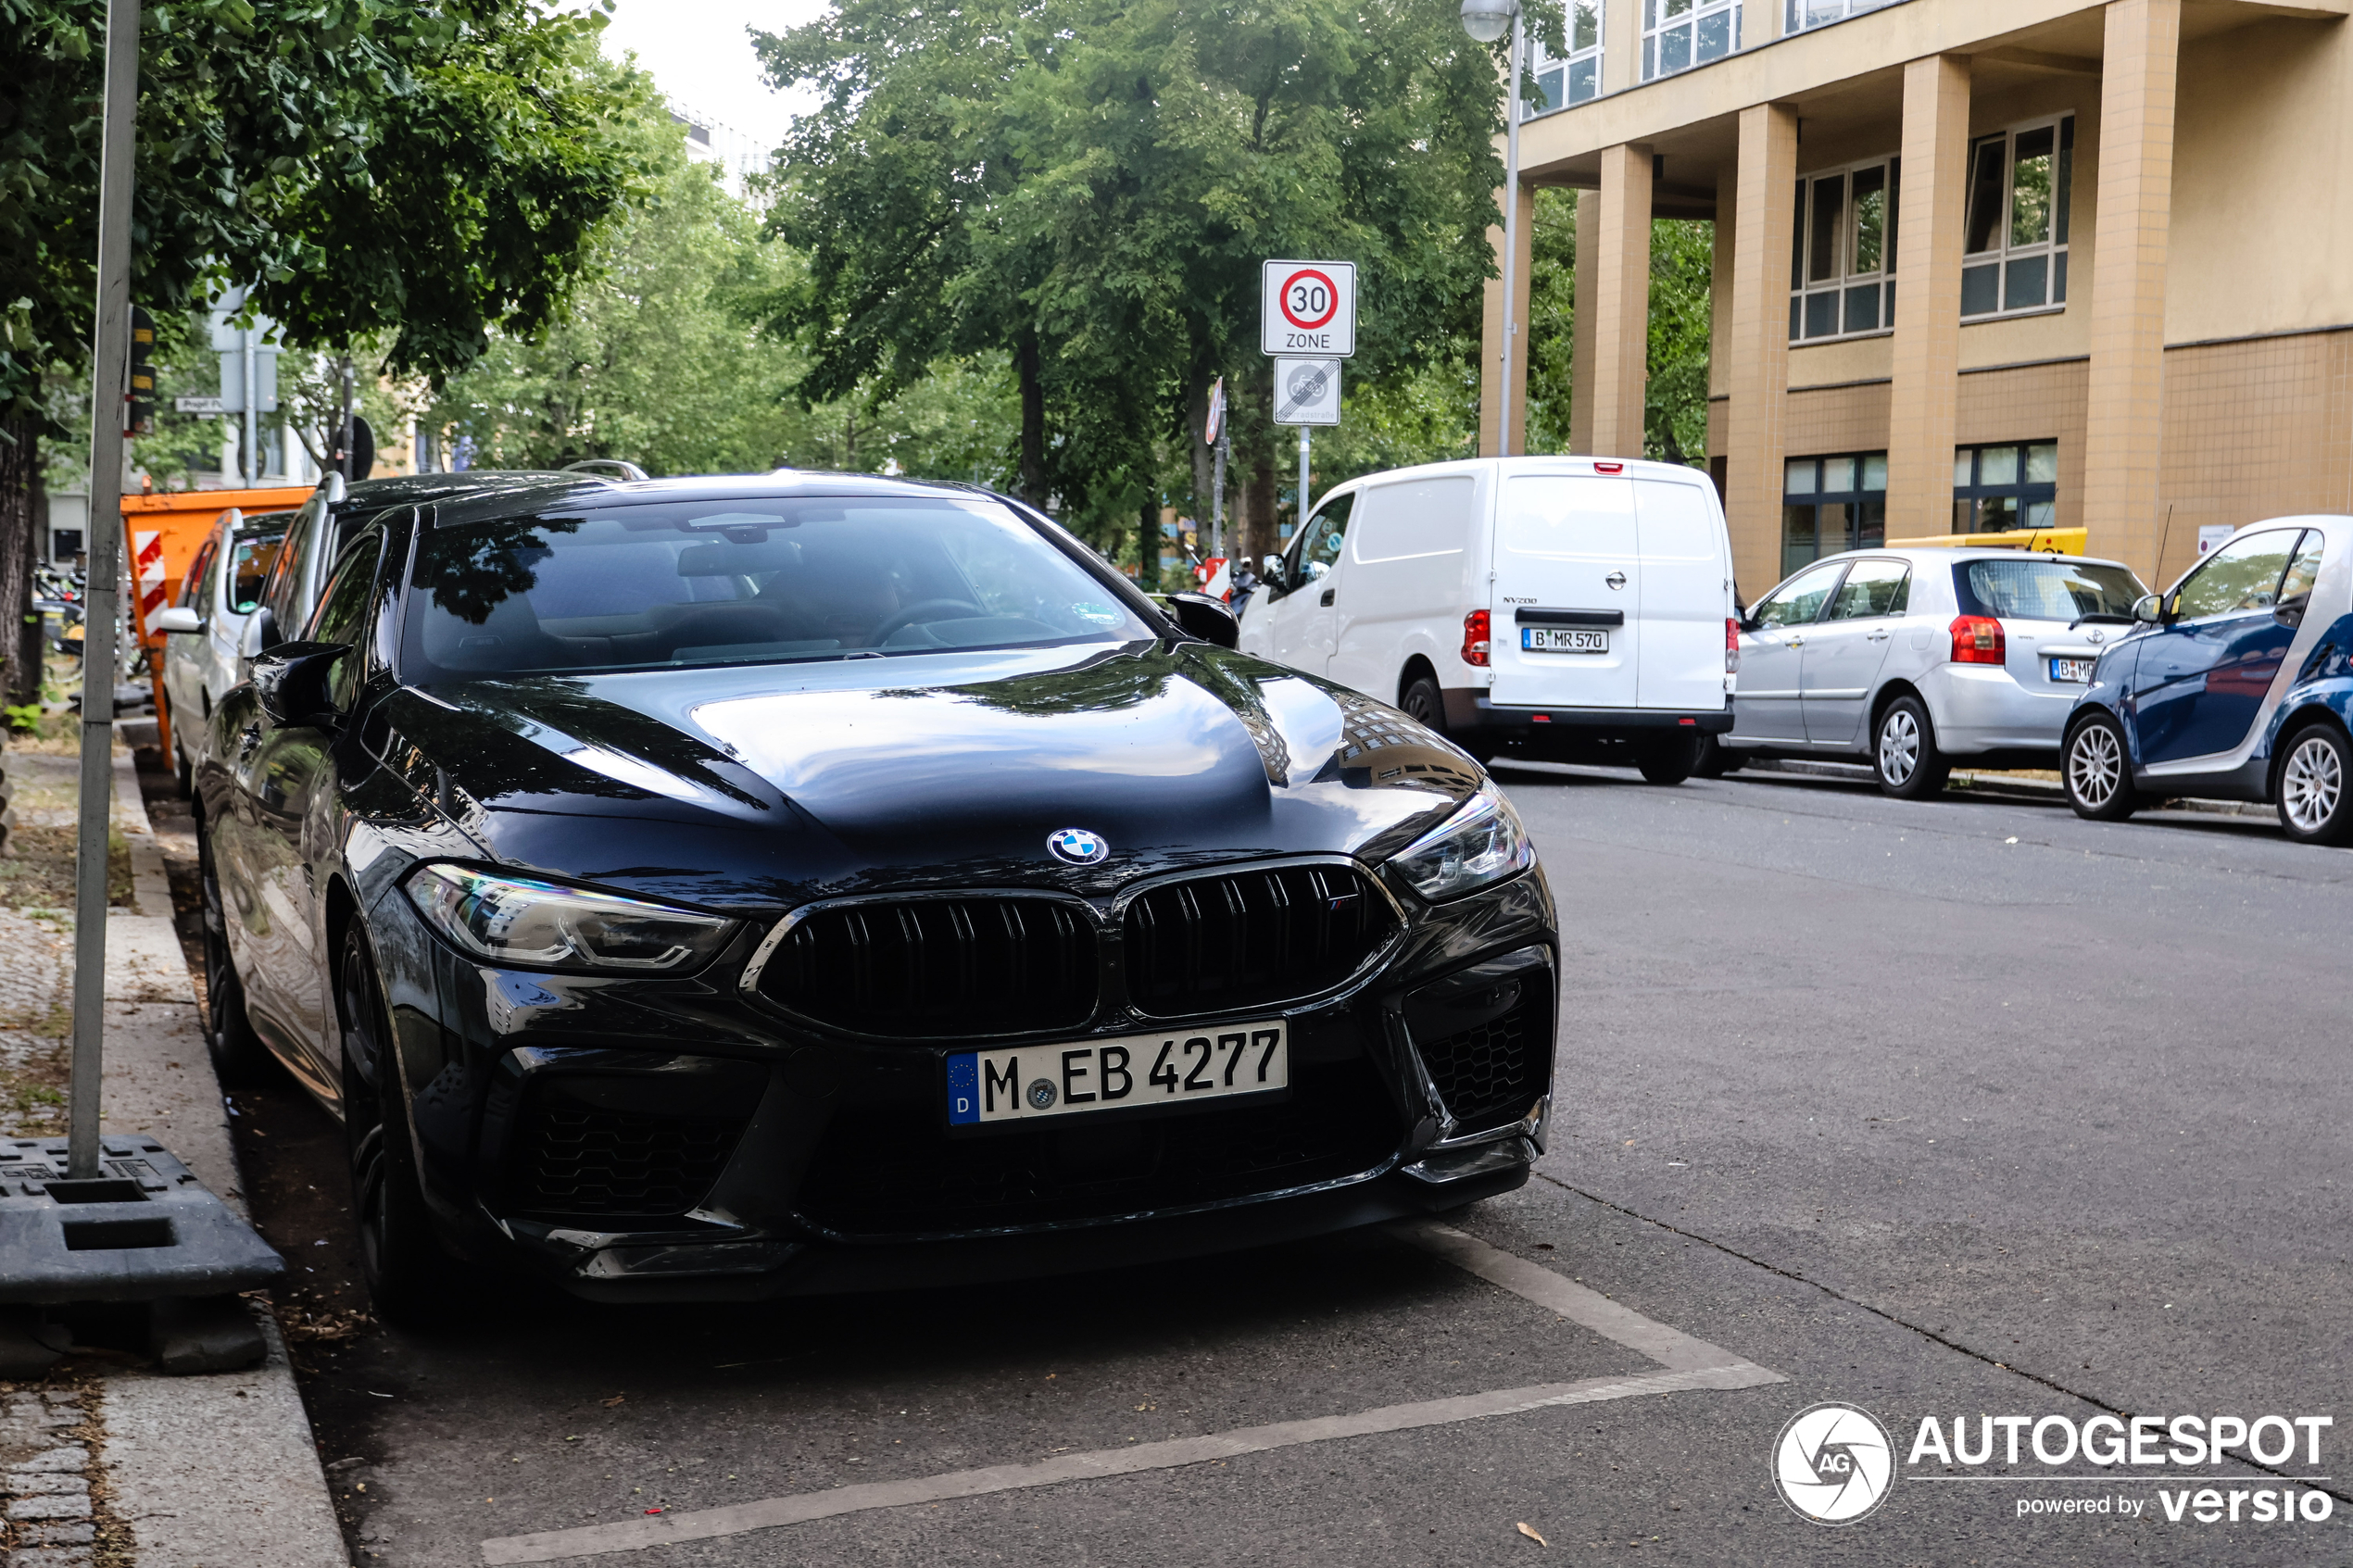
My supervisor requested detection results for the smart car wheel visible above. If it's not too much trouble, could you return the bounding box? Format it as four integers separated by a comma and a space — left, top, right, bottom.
2064, 712, 2139, 822
197, 822, 276, 1085
341, 927, 470, 1327
2276, 723, 2353, 846
1874, 696, 1949, 799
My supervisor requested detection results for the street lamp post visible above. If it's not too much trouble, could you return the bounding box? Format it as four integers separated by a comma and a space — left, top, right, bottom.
1461, 0, 1524, 459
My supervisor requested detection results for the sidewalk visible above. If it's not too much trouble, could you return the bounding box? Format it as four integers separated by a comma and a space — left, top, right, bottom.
0, 734, 346, 1568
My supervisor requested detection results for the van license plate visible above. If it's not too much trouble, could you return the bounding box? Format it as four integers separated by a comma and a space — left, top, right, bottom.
2049, 657, 2095, 684
947, 1023, 1289, 1126
1523, 628, 1609, 654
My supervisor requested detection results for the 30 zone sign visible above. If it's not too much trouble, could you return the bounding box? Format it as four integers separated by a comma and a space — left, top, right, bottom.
1262, 260, 1356, 358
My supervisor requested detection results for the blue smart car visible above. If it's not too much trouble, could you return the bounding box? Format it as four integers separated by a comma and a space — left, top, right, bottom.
2061, 516, 2353, 845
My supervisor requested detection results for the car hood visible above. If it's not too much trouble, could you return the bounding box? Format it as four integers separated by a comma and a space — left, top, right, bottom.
382, 640, 1481, 909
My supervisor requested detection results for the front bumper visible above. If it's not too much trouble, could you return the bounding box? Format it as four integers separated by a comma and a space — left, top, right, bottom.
384, 866, 1559, 1300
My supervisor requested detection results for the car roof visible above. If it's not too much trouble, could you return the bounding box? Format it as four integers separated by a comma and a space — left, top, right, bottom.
422, 470, 1000, 531
1806, 546, 2138, 571
1312, 453, 1715, 498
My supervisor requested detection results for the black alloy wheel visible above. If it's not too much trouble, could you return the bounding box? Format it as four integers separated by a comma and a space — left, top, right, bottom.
2275, 721, 2353, 846
341, 926, 466, 1328
1636, 734, 1700, 785
197, 822, 275, 1085
1874, 695, 1951, 800
2063, 711, 2140, 822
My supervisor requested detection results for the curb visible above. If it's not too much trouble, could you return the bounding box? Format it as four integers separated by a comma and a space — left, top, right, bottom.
99, 743, 350, 1568
1736, 756, 2272, 819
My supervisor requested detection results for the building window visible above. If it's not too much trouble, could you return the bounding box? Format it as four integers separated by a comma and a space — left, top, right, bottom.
1953, 443, 2058, 533
1531, 0, 1604, 113
1788, 158, 1900, 342
1785, 0, 1902, 32
1781, 452, 1887, 576
1961, 117, 2072, 319
1643, 0, 1739, 81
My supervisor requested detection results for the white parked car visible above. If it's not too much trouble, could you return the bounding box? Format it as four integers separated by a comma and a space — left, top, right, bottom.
1724, 546, 2150, 797
1235, 457, 1739, 782
157, 507, 291, 791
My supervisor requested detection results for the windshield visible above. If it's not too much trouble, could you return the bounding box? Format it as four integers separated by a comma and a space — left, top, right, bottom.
398, 495, 1151, 681
1959, 558, 2146, 621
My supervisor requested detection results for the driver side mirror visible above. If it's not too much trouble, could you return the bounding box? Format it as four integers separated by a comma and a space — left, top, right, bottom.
252, 641, 348, 729
1165, 591, 1239, 649
1259, 554, 1289, 597
2132, 593, 2166, 625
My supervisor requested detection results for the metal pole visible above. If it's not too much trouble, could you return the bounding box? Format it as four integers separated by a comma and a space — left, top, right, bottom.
338, 358, 355, 482
1495, 6, 1525, 458
1212, 427, 1228, 561
242, 326, 258, 484
70, 0, 142, 1181
1298, 425, 1312, 521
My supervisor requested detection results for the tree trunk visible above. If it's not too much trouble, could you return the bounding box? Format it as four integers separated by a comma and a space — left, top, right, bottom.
1186, 380, 1216, 554
1015, 329, 1048, 508
1139, 494, 1164, 592
0, 416, 40, 707
1238, 361, 1277, 569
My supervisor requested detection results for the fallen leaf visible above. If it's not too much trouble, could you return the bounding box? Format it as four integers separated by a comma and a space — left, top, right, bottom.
603, 1395, 626, 1407
1517, 1521, 1549, 1547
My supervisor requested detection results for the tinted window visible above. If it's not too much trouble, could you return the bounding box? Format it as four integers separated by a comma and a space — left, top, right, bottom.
1751, 560, 1846, 628
2168, 532, 2296, 621
182, 541, 218, 610
400, 496, 1151, 681
230, 534, 284, 614
1963, 558, 2146, 621
1826, 558, 1909, 620
310, 535, 386, 711
2279, 531, 2323, 608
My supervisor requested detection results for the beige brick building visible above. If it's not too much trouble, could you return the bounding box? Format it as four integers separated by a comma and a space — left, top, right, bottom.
1482, 0, 2353, 600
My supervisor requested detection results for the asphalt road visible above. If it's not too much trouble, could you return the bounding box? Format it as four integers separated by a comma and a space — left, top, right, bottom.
185, 762, 2353, 1567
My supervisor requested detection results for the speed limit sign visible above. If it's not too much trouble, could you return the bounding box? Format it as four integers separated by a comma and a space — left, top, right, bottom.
1262, 260, 1356, 358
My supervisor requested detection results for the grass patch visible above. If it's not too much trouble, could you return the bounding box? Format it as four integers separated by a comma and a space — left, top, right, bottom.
0, 822, 134, 909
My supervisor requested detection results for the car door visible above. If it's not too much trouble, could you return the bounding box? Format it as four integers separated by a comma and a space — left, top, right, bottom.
1329, 477, 1472, 701
1801, 558, 1910, 746
1731, 560, 1848, 744
236, 528, 386, 1092
1490, 472, 1640, 709
2126, 529, 2307, 766
1632, 477, 1733, 711
1271, 494, 1352, 674
165, 536, 219, 734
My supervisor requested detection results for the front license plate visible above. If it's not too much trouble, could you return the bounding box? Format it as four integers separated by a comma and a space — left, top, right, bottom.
1522, 627, 1609, 654
2049, 657, 2095, 684
947, 1022, 1289, 1125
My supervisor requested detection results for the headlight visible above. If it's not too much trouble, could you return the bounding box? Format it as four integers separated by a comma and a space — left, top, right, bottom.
1387, 786, 1536, 902
403, 864, 737, 972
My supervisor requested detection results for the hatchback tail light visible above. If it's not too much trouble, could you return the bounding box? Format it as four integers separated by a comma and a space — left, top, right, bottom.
1462, 609, 1491, 668
1724, 617, 1741, 673
1949, 615, 2007, 665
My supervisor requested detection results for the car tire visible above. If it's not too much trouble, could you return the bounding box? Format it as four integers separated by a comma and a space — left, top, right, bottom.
197, 822, 277, 1085
1873, 696, 1950, 799
340, 926, 472, 1329
2275, 722, 2353, 846
1401, 671, 1494, 761
1690, 734, 1743, 778
2063, 711, 2140, 822
1636, 734, 1700, 785
172, 736, 193, 798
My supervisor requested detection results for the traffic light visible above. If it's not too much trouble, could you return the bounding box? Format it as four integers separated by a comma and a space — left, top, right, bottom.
127, 307, 156, 435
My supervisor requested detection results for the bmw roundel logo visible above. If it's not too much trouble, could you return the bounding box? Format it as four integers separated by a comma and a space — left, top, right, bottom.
1046, 827, 1108, 865
1027, 1078, 1058, 1110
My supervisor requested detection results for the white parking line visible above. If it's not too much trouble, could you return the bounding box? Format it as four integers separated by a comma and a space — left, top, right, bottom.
478, 1222, 1780, 1565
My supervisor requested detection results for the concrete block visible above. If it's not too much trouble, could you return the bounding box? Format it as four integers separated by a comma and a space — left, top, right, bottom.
5, 1495, 89, 1520
9, 1448, 86, 1474
9, 1545, 95, 1567
0, 1474, 87, 1496
13, 1521, 93, 1546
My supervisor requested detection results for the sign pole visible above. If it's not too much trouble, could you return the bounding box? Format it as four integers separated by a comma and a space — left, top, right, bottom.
1298, 426, 1312, 521
70, 0, 142, 1181
1496, 6, 1525, 458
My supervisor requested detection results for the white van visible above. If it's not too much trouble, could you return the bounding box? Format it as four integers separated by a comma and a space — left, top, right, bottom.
1234, 456, 1738, 780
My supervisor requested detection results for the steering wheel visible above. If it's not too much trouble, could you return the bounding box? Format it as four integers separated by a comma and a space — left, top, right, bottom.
869, 598, 985, 645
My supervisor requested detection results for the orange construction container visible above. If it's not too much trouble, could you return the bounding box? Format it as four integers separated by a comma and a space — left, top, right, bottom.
119, 485, 311, 757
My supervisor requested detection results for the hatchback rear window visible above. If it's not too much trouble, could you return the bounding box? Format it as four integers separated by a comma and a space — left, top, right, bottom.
1957, 558, 2145, 621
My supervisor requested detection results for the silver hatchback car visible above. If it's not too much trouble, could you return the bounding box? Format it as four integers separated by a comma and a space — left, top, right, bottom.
1725, 546, 2150, 797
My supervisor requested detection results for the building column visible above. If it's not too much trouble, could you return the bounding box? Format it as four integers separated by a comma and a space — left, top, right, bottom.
1568, 189, 1601, 454
1725, 102, 1798, 596
2082, 0, 2180, 578
1589, 143, 1654, 458
1478, 179, 1536, 458
1886, 54, 1971, 537
1602, 0, 1642, 94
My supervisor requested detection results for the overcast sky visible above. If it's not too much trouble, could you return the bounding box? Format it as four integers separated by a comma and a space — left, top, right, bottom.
600, 0, 831, 156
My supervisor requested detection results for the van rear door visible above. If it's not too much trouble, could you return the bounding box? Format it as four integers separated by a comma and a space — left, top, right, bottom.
1490, 472, 1640, 709
1632, 478, 1732, 711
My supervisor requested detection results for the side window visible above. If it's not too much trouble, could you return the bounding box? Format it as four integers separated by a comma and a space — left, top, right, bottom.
2170, 531, 2297, 621
231, 536, 281, 614
1297, 494, 1354, 579
308, 534, 385, 712
1751, 560, 1848, 629
267, 502, 321, 628
181, 541, 219, 610
1825, 559, 1909, 620
2278, 531, 2323, 608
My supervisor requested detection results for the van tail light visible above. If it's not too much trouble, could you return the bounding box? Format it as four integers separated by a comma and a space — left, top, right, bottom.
1462, 609, 1491, 667
1593, 461, 1624, 474
1724, 617, 1741, 673
1948, 615, 2007, 665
